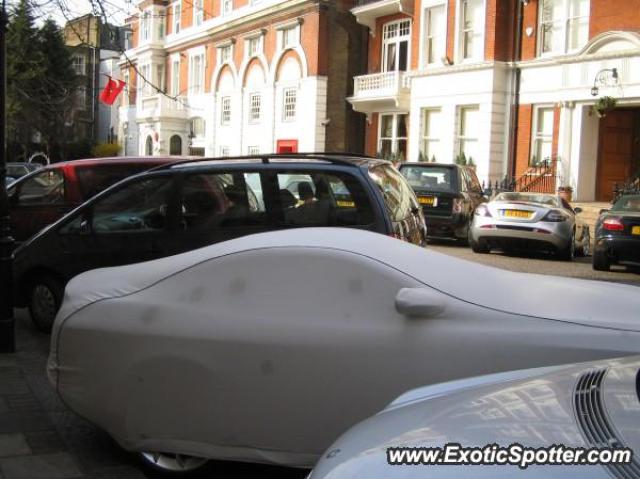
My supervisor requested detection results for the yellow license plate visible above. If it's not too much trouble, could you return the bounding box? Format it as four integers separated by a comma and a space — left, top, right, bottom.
632, 226, 640, 235
336, 200, 355, 208
418, 196, 436, 206
504, 209, 533, 219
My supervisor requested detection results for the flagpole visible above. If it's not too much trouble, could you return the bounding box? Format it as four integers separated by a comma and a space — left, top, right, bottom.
0, 0, 15, 353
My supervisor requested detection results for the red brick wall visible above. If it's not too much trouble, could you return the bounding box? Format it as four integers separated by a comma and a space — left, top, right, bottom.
369, 13, 411, 73
590, 0, 640, 37
486, 0, 515, 61
515, 104, 533, 176
551, 106, 560, 159
520, 0, 538, 60
446, 0, 456, 62
365, 114, 379, 156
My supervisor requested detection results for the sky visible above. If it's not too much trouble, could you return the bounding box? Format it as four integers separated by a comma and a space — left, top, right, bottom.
7, 0, 132, 27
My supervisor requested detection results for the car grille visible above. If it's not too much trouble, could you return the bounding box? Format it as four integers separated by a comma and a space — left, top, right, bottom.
574, 368, 640, 479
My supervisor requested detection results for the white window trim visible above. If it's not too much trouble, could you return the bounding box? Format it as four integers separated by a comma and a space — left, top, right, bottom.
248, 146, 260, 155
531, 105, 555, 164
193, 0, 204, 27
72, 55, 86, 75
188, 49, 205, 95
172, 2, 181, 34
537, 0, 590, 57
456, 105, 480, 158
170, 55, 180, 96
244, 32, 264, 59
454, 0, 486, 63
249, 92, 261, 124
377, 113, 409, 155
140, 9, 152, 42
276, 19, 302, 50
381, 19, 412, 73
419, 1, 447, 68
221, 96, 231, 125
217, 42, 233, 65
420, 107, 442, 161
222, 0, 233, 16
282, 88, 297, 122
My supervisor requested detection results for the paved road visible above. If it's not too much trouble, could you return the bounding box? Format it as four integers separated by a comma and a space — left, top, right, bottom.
428, 240, 640, 286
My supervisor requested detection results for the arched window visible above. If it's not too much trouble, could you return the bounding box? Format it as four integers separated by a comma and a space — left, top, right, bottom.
145, 135, 153, 155
169, 135, 182, 155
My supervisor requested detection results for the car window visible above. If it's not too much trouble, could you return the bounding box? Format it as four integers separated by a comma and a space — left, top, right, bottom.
369, 165, 416, 222
494, 192, 559, 207
76, 164, 157, 199
17, 169, 65, 205
179, 172, 267, 231
276, 171, 375, 227
91, 177, 174, 233
399, 166, 455, 192
612, 195, 640, 212
7, 165, 28, 178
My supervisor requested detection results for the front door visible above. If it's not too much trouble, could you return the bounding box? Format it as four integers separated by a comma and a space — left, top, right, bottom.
596, 110, 635, 201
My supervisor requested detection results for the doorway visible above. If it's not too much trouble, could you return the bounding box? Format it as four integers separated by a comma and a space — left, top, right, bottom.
596, 109, 640, 201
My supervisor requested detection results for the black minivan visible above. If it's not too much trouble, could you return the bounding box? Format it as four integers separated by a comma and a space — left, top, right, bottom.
15, 153, 427, 331
399, 162, 486, 244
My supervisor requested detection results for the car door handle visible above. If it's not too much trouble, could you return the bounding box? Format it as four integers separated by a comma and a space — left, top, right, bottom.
395, 288, 446, 318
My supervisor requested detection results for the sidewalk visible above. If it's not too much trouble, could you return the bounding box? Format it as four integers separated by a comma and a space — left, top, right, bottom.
0, 309, 147, 479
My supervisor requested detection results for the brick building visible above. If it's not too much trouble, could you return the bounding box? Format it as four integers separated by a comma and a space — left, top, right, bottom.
118, 0, 367, 157
350, 0, 640, 201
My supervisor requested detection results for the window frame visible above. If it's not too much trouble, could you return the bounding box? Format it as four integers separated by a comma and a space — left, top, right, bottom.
538, 0, 590, 56
378, 113, 408, 158
282, 88, 297, 122
457, 105, 480, 162
171, 57, 180, 97
217, 44, 232, 65
172, 1, 181, 33
221, 96, 231, 125
72, 55, 86, 75
419, 107, 442, 162
193, 0, 204, 26
421, 2, 446, 67
249, 92, 261, 123
382, 19, 412, 72
140, 10, 151, 42
531, 106, 554, 165
456, 0, 485, 62
188, 52, 205, 95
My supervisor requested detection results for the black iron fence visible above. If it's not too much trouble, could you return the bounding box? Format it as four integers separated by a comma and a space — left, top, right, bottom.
613, 173, 640, 202
481, 159, 560, 197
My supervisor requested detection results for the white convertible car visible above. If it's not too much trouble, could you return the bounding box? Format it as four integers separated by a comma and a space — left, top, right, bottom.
48, 228, 640, 473
310, 355, 640, 479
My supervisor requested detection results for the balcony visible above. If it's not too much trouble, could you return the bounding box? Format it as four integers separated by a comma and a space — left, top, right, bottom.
348, 71, 411, 117
351, 0, 414, 33
137, 94, 188, 121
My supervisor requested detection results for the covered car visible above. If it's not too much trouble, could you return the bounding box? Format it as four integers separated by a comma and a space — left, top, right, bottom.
310, 355, 640, 479
470, 192, 590, 260
49, 228, 640, 472
593, 194, 640, 271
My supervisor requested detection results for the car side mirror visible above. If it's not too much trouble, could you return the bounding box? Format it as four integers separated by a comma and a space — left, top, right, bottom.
599, 209, 609, 214
395, 288, 446, 318
574, 207, 583, 214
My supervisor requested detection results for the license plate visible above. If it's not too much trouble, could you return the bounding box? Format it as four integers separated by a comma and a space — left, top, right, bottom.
336, 200, 355, 208
418, 196, 437, 207
632, 226, 640, 235
503, 209, 533, 219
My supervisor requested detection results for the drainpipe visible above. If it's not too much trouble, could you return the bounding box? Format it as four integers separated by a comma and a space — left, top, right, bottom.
508, 0, 524, 178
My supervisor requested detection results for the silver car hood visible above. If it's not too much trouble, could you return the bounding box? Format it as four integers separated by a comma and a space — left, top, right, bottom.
311, 356, 640, 479
54, 228, 640, 333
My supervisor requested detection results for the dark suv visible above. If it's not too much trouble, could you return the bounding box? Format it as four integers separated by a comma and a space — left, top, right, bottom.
14, 153, 426, 331
399, 163, 486, 244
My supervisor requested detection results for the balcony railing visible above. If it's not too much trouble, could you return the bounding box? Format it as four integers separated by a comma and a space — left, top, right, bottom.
138, 93, 187, 119
353, 71, 410, 98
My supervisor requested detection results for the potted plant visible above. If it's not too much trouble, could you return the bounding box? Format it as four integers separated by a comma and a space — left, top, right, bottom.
590, 96, 617, 118
557, 185, 573, 202
467, 156, 476, 171
455, 152, 467, 166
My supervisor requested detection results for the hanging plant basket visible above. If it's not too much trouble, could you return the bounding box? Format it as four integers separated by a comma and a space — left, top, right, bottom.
590, 96, 617, 118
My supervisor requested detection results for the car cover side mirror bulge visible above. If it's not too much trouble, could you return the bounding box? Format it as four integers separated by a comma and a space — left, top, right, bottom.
395, 287, 446, 318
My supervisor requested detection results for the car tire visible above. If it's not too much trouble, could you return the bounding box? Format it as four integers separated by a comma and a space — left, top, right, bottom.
469, 232, 490, 254
592, 251, 610, 271
28, 275, 64, 333
139, 452, 209, 475
578, 228, 591, 257
558, 232, 575, 261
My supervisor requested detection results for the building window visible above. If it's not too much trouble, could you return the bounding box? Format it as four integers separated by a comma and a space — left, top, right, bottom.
139, 63, 152, 96
141, 11, 151, 41
189, 54, 204, 95
123, 70, 130, 104
220, 146, 230, 156
156, 64, 165, 93
194, 0, 204, 26
248, 146, 259, 155
72, 55, 85, 75
173, 2, 181, 33
221, 97, 231, 125
158, 19, 164, 39
459, 0, 484, 61
190, 117, 205, 138
283, 88, 297, 121
171, 59, 180, 96
378, 114, 408, 159
222, 0, 233, 15
539, 0, 589, 55
170, 135, 182, 155
218, 44, 232, 64
249, 93, 261, 123
382, 20, 411, 72
246, 36, 262, 57
280, 25, 298, 49
532, 107, 554, 164
422, 4, 446, 66
420, 108, 442, 162
124, 30, 133, 49
77, 86, 87, 110
457, 106, 480, 163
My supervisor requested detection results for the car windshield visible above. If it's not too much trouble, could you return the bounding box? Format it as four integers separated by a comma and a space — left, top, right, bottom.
7, 165, 28, 178
494, 192, 559, 207
399, 166, 454, 192
611, 195, 640, 212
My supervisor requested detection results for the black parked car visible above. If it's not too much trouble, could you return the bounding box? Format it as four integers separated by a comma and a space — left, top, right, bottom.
593, 194, 640, 271
14, 153, 427, 331
398, 163, 486, 244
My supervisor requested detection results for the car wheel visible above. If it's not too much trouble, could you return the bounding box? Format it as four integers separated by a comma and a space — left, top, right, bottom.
140, 452, 209, 474
558, 232, 575, 261
469, 232, 490, 254
579, 229, 591, 257
457, 224, 470, 246
28, 275, 64, 333
592, 251, 610, 271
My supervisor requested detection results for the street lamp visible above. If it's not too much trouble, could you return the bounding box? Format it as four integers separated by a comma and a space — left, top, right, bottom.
0, 0, 15, 353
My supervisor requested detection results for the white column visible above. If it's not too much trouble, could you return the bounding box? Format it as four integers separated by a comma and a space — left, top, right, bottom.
557, 101, 575, 188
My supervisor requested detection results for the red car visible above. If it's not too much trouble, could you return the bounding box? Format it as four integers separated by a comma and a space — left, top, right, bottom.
7, 157, 181, 243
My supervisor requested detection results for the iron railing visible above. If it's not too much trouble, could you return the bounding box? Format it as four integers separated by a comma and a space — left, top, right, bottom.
482, 159, 560, 197
613, 171, 640, 202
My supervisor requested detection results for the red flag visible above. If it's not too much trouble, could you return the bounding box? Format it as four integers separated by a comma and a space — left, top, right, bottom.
99, 77, 126, 105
